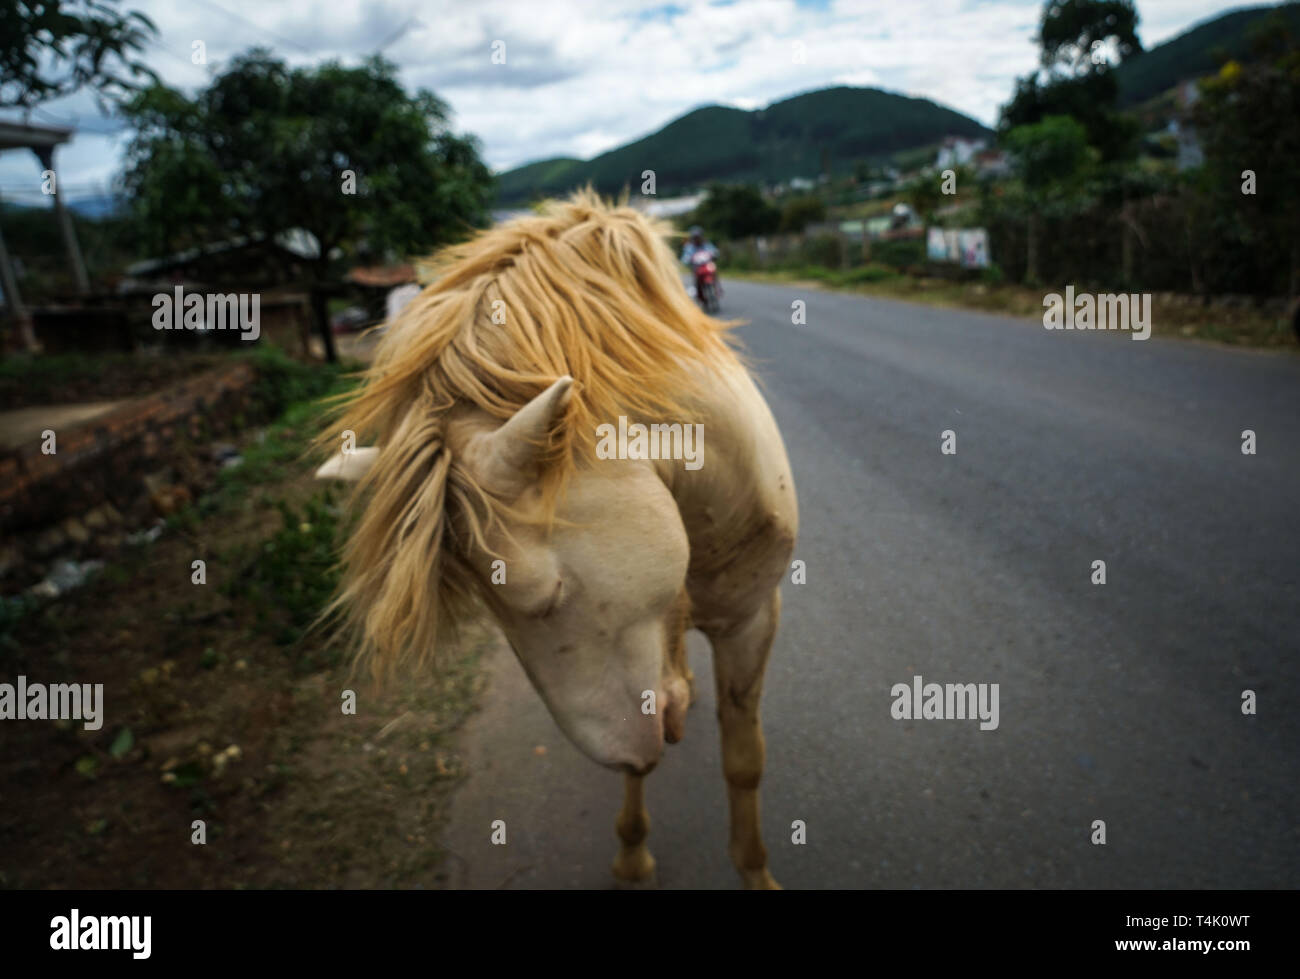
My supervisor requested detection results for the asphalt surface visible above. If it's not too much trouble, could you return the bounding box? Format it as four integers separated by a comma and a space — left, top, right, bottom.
437, 278, 1300, 889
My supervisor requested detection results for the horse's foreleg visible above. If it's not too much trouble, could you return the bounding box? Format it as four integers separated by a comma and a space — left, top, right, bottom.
707, 588, 781, 890
611, 772, 656, 886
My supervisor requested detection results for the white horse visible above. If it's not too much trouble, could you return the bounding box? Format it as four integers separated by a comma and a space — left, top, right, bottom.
316, 192, 798, 888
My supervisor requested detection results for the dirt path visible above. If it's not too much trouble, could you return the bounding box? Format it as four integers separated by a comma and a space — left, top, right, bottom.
0, 402, 127, 450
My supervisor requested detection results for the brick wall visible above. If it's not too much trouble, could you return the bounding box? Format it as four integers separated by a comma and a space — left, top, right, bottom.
0, 361, 259, 534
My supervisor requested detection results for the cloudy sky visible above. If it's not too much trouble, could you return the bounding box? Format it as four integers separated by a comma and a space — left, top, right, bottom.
0, 0, 1255, 204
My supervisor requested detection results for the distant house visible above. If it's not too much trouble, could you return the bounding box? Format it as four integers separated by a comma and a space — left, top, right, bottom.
1171, 77, 1205, 171
865, 215, 894, 238
345, 262, 419, 330
974, 149, 1012, 179
935, 136, 987, 170
856, 205, 923, 241
347, 263, 415, 289
119, 229, 322, 292
1174, 122, 1204, 171
1175, 77, 1202, 111
635, 194, 704, 219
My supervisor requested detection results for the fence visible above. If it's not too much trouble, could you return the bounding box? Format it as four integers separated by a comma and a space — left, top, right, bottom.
722, 225, 927, 273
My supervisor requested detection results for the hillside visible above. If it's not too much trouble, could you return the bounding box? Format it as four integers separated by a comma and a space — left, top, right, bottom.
1116, 2, 1300, 106
494, 86, 991, 203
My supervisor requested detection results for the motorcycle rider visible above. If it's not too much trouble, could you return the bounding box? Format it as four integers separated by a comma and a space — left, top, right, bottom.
680, 225, 718, 264
680, 225, 720, 301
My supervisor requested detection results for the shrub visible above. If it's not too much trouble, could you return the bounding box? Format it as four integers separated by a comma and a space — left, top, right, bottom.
871, 237, 926, 269
224, 490, 345, 664
799, 233, 845, 268
843, 264, 898, 284
779, 196, 827, 233
243, 345, 347, 419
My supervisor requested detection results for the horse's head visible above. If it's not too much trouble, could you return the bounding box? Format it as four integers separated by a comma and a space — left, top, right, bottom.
455, 377, 692, 774
321, 377, 692, 774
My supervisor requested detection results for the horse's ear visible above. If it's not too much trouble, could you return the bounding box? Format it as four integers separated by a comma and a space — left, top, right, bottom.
471, 376, 573, 489
316, 446, 380, 481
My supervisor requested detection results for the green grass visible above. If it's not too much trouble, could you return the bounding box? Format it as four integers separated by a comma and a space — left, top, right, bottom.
195, 356, 362, 666
0, 351, 221, 410
240, 345, 357, 421
222, 489, 347, 665
0, 350, 134, 386
199, 352, 358, 516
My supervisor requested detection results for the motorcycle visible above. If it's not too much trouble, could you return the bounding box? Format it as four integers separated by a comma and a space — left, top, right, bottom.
689, 249, 721, 313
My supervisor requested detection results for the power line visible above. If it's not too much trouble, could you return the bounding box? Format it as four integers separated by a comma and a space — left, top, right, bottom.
148, 41, 219, 81
189, 0, 318, 55
374, 17, 421, 55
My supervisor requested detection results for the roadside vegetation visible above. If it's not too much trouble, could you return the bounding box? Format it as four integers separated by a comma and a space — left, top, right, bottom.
0, 352, 490, 889
729, 267, 1294, 347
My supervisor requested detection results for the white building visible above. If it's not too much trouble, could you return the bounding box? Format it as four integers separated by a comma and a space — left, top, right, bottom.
935, 136, 988, 170
635, 194, 705, 219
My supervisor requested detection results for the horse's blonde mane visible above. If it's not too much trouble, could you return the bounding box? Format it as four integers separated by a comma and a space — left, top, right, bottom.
319, 188, 740, 681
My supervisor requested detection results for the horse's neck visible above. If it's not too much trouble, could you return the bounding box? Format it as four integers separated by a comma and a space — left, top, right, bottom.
656, 360, 794, 537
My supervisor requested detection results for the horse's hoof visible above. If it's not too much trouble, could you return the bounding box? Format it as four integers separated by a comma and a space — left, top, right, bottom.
613, 871, 659, 890
741, 869, 782, 890
612, 848, 657, 887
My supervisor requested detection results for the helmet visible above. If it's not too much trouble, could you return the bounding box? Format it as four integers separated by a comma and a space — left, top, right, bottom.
688, 225, 703, 237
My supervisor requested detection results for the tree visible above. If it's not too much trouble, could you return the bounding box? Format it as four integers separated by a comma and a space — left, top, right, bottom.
902, 175, 943, 227
1194, 11, 1300, 297
1037, 0, 1141, 77
999, 0, 1142, 162
1002, 115, 1093, 283
1086, 162, 1169, 288
692, 183, 780, 240
1001, 71, 1139, 162
779, 195, 826, 233
118, 50, 494, 360
0, 0, 157, 109
905, 164, 979, 234
1005, 116, 1092, 194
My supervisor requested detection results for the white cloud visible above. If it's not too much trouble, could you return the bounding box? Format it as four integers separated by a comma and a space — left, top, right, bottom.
0, 0, 1252, 197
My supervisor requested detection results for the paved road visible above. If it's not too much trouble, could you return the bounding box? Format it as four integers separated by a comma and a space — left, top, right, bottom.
437, 279, 1300, 889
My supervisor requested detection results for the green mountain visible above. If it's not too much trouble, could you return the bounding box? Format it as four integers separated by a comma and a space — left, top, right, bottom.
494, 86, 991, 203
1116, 3, 1300, 106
